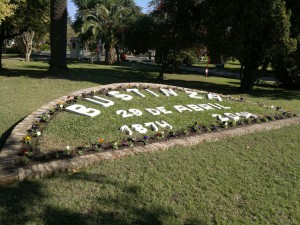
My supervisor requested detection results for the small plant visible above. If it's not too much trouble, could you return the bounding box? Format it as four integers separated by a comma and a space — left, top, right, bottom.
244, 118, 252, 124
77, 150, 84, 155
228, 120, 236, 127
143, 135, 149, 145
32, 130, 41, 137
64, 146, 72, 156
155, 131, 164, 139
98, 137, 104, 148
110, 141, 119, 149
191, 122, 201, 133
210, 124, 220, 131
39, 113, 50, 122
261, 116, 268, 122
169, 130, 176, 137
48, 108, 56, 115
23, 135, 32, 144
183, 129, 189, 135
220, 121, 228, 128
203, 126, 211, 132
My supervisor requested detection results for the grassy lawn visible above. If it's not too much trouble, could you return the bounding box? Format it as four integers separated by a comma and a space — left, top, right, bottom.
0, 58, 300, 224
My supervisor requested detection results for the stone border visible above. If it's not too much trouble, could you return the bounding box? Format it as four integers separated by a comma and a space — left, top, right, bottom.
1, 83, 299, 185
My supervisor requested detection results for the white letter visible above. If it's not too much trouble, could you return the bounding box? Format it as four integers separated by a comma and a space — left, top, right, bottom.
145, 108, 161, 115
65, 104, 100, 117
108, 91, 133, 101
120, 125, 133, 135
132, 124, 148, 134
207, 93, 223, 101
84, 96, 114, 107
198, 104, 215, 110
186, 104, 204, 111
144, 122, 159, 131
214, 103, 231, 109
174, 105, 193, 113
160, 88, 178, 96
156, 106, 172, 114
145, 89, 159, 97
185, 90, 203, 99
236, 112, 257, 119
212, 114, 229, 122
224, 113, 240, 121
155, 121, 173, 129
127, 89, 145, 97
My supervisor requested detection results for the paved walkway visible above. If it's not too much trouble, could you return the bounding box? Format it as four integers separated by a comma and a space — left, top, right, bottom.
1, 82, 299, 185
126, 55, 277, 82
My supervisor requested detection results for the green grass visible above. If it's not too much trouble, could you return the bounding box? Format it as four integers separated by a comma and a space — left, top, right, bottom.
40, 87, 277, 152
1, 58, 300, 224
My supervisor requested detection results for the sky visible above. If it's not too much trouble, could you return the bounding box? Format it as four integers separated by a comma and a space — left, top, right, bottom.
67, 0, 151, 20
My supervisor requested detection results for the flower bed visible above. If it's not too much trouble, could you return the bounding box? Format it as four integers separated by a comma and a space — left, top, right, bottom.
16, 83, 298, 166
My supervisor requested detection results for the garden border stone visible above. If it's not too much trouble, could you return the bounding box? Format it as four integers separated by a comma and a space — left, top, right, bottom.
1, 83, 299, 185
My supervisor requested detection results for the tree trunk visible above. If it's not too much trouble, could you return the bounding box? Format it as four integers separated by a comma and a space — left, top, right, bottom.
107, 47, 116, 65
22, 30, 35, 61
116, 45, 120, 63
0, 38, 3, 70
105, 45, 109, 64
49, 0, 68, 74
158, 63, 166, 80
240, 64, 258, 93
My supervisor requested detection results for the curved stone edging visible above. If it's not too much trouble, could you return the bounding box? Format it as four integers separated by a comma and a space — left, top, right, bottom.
1, 83, 299, 185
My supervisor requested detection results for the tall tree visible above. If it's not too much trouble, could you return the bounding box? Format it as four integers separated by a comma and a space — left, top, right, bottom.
0, 0, 49, 69
0, 0, 17, 24
203, 0, 296, 92
49, 0, 68, 73
149, 0, 203, 79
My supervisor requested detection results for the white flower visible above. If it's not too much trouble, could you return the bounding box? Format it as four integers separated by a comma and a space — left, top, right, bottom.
66, 146, 70, 150
36, 131, 41, 136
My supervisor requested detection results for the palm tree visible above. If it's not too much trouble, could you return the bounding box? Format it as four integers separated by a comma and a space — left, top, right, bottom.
49, 0, 68, 73
81, 3, 136, 65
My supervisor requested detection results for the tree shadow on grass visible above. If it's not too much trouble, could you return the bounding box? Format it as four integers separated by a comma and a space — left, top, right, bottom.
41, 171, 178, 225
2, 60, 299, 101
0, 181, 44, 225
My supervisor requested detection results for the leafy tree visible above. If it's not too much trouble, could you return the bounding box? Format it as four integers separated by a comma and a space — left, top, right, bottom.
0, 0, 49, 69
124, 14, 154, 55
0, 0, 17, 23
49, 0, 68, 73
149, 0, 203, 79
73, 0, 140, 64
270, 0, 300, 86
202, 0, 296, 92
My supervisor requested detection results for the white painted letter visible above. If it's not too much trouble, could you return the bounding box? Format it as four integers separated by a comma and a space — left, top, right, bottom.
224, 113, 240, 121
156, 106, 172, 114
186, 104, 204, 111
108, 91, 133, 101
132, 124, 148, 134
65, 104, 100, 117
84, 96, 114, 107
174, 105, 193, 113
127, 89, 145, 97
212, 114, 229, 122
160, 88, 178, 96
236, 112, 257, 119
145, 89, 159, 97
120, 125, 133, 135
155, 121, 173, 129
185, 90, 203, 99
207, 93, 223, 102
145, 108, 161, 116
144, 122, 159, 131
